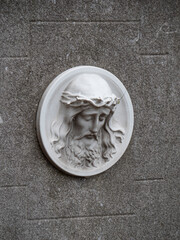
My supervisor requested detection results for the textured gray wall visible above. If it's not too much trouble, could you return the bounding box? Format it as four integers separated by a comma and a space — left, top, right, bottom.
0, 0, 179, 239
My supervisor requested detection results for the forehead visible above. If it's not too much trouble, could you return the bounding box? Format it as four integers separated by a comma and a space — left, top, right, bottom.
80, 107, 110, 115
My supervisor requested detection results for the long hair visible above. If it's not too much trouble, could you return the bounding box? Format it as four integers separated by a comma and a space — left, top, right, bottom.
50, 91, 124, 160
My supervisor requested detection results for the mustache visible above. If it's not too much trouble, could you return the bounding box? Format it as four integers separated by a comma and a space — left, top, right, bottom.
74, 132, 98, 141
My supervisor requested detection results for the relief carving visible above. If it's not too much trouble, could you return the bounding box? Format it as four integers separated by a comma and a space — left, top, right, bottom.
36, 66, 134, 176
50, 73, 124, 169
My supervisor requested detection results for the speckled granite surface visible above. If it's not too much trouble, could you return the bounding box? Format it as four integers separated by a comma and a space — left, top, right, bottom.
0, 1, 179, 239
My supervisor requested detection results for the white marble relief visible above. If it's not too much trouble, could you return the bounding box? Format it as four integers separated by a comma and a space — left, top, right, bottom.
36, 66, 134, 176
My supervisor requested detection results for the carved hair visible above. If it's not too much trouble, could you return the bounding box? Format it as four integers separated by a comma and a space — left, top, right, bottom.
50, 92, 124, 160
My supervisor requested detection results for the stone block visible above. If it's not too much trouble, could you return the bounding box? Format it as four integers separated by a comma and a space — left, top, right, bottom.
134, 179, 179, 240
129, 55, 179, 179
27, 165, 136, 219
0, 59, 34, 186
30, 0, 140, 21
0, 187, 27, 240
26, 215, 137, 240
30, 21, 139, 59
134, 180, 167, 240
139, 0, 179, 54
0, 0, 29, 57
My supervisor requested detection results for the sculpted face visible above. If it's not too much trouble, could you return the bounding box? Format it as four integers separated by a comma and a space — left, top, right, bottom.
64, 106, 111, 168
72, 107, 110, 142
50, 72, 124, 169
36, 65, 134, 177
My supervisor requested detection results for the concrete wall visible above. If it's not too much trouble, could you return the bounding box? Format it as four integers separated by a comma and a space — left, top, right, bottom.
0, 1, 179, 239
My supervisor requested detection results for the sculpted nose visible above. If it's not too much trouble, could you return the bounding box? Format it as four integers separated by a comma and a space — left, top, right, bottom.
91, 117, 99, 133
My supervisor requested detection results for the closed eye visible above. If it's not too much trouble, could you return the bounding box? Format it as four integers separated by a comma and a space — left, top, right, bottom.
99, 114, 107, 121
82, 115, 92, 121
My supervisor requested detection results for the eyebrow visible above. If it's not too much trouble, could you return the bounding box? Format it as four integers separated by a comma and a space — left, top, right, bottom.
82, 109, 110, 116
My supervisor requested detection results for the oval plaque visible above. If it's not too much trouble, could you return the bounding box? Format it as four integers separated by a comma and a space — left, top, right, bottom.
36, 66, 134, 176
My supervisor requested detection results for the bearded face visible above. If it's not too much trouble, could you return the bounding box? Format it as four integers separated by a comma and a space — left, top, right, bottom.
50, 73, 124, 171
65, 132, 102, 168
64, 107, 110, 168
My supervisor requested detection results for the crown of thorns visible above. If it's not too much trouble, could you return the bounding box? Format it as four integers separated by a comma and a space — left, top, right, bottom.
61, 91, 120, 110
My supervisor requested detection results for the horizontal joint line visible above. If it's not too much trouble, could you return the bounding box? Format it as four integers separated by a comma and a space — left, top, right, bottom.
30, 20, 140, 24
27, 213, 136, 221
0, 185, 27, 188
139, 53, 168, 56
134, 178, 164, 182
0, 57, 29, 60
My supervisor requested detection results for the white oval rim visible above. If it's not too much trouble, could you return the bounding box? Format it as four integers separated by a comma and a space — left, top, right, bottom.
36, 66, 134, 177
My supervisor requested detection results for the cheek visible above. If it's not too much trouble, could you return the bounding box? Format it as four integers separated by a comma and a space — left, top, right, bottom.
75, 118, 88, 130
98, 120, 106, 129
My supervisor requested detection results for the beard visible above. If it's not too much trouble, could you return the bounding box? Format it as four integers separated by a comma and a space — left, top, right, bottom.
65, 132, 102, 168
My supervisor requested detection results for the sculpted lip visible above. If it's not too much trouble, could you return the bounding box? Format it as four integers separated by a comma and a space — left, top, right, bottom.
85, 134, 98, 140
75, 133, 98, 140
